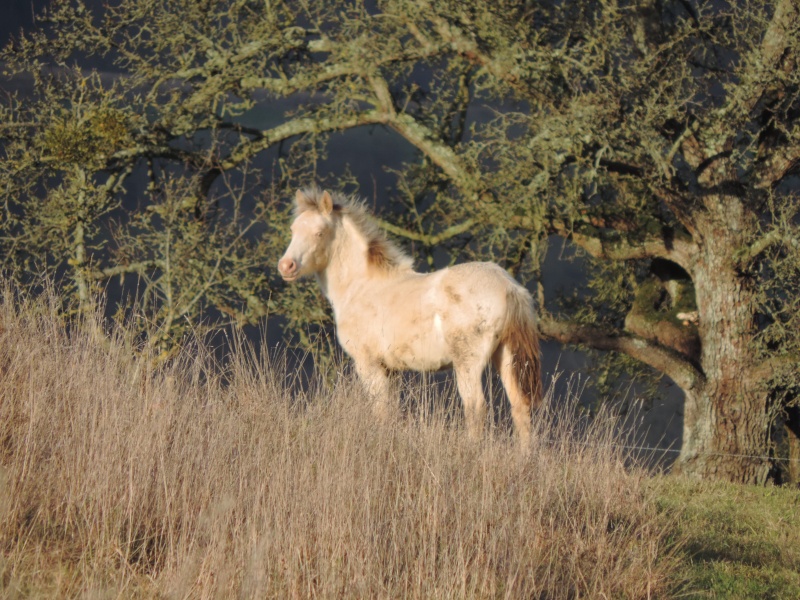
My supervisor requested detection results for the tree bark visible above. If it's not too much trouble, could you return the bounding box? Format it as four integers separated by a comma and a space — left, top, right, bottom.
678, 387, 772, 484
785, 404, 800, 485
672, 215, 772, 484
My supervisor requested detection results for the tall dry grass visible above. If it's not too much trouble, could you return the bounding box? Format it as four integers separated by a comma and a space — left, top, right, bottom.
0, 289, 681, 598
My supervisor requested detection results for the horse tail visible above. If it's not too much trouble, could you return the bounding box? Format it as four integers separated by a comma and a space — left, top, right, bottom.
501, 284, 543, 411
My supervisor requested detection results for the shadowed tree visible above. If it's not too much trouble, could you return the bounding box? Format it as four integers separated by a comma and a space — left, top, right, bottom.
1, 0, 799, 482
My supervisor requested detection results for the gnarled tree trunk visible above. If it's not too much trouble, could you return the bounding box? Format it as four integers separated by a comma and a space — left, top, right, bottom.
675, 226, 771, 483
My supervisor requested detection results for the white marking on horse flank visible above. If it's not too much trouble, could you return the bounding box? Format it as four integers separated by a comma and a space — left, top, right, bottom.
433, 313, 443, 336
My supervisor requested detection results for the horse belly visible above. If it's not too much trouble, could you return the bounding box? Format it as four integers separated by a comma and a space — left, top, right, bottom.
381, 317, 452, 372
334, 312, 449, 371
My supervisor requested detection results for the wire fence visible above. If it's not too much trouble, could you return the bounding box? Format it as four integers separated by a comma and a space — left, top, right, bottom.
560, 439, 800, 464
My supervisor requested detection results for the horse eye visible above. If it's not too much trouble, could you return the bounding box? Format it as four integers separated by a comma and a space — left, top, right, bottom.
315, 231, 324, 238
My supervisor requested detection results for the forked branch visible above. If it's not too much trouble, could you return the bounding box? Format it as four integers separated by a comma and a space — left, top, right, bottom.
538, 316, 704, 392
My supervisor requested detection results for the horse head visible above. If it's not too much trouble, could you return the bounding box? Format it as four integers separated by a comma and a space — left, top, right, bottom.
278, 189, 338, 281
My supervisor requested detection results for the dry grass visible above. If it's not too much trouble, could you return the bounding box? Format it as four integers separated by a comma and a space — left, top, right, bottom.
0, 290, 682, 598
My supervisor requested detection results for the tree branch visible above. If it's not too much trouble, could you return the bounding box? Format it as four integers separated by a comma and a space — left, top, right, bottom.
166, 37, 333, 93
367, 73, 481, 198
384, 111, 479, 197
238, 42, 441, 97
108, 144, 193, 165
706, 0, 799, 153
538, 316, 704, 392
750, 352, 800, 383
218, 110, 391, 172
547, 218, 698, 272
414, 0, 527, 90
375, 217, 476, 246
756, 144, 800, 188
90, 261, 160, 280
735, 228, 800, 265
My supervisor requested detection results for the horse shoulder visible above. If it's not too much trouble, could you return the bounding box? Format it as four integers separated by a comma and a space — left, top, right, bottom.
332, 274, 408, 343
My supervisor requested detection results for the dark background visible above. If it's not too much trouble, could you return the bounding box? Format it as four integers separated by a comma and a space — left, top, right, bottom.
2, 0, 54, 48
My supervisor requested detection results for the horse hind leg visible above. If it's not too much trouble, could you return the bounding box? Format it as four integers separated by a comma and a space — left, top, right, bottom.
454, 360, 488, 441
492, 342, 532, 448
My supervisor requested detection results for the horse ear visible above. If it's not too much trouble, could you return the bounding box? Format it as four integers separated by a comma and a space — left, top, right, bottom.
319, 190, 334, 215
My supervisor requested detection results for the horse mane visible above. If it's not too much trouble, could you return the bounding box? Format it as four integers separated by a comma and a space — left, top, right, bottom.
296, 187, 414, 273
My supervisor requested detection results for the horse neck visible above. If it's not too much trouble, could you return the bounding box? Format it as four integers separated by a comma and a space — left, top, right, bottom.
317, 217, 372, 307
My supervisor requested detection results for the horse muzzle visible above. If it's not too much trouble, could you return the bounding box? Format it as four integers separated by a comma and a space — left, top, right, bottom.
278, 256, 299, 281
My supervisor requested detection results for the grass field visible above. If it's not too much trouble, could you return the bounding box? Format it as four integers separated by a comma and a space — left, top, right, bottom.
661, 478, 800, 599
0, 290, 797, 599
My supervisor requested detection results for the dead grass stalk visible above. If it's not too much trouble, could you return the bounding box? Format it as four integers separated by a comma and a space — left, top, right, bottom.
0, 289, 681, 598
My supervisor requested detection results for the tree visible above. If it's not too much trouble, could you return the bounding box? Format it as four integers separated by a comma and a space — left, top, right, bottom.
1, 0, 799, 483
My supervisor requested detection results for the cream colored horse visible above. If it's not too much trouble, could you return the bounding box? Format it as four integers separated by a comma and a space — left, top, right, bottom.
278, 188, 542, 444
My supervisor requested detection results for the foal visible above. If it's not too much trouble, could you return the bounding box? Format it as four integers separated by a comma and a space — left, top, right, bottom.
278, 188, 542, 444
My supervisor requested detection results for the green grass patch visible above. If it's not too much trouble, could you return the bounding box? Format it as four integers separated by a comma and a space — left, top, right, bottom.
658, 478, 800, 599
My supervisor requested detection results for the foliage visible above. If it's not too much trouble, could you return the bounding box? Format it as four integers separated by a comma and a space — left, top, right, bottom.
1, 0, 800, 479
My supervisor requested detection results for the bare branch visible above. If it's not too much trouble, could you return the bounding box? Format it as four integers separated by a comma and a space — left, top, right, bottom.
735, 226, 800, 266
384, 112, 479, 197
90, 261, 160, 280
238, 41, 441, 97
750, 352, 800, 382
708, 0, 799, 145
219, 110, 391, 172
756, 144, 800, 188
538, 316, 704, 392
375, 217, 476, 246
547, 218, 698, 272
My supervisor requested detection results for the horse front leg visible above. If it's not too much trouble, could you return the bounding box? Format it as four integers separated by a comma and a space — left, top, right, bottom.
355, 360, 396, 422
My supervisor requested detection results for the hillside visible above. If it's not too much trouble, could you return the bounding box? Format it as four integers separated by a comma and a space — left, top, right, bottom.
0, 290, 797, 598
